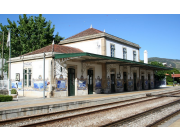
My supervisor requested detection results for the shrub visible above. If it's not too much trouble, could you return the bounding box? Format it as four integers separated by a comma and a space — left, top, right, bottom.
0, 94, 13, 102
168, 82, 173, 85
11, 88, 17, 94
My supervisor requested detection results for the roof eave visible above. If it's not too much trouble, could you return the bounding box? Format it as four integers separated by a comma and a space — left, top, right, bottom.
60, 33, 141, 49
54, 52, 172, 70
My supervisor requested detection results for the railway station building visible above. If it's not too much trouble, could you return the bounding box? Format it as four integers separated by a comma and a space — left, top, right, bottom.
10, 27, 171, 98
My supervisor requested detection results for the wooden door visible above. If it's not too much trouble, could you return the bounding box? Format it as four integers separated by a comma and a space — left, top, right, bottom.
142, 76, 144, 90
111, 74, 115, 93
88, 70, 93, 94
123, 72, 127, 91
68, 68, 75, 96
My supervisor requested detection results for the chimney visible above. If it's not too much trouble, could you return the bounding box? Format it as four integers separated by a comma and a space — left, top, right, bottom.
90, 24, 92, 28
144, 50, 148, 64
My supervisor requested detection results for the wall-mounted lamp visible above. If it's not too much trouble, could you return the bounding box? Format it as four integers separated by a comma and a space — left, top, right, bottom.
117, 74, 121, 78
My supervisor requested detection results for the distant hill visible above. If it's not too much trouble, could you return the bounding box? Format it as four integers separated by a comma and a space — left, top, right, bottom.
143, 57, 180, 70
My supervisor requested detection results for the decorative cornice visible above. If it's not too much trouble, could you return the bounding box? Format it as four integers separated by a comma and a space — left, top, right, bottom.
60, 32, 141, 49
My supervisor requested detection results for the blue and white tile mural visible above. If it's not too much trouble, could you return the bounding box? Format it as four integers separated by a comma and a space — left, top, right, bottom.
34, 81, 47, 89
33, 76, 49, 91
77, 76, 87, 90
128, 81, 133, 87
128, 80, 133, 91
95, 76, 102, 89
78, 80, 87, 89
11, 81, 22, 89
117, 80, 123, 88
57, 80, 66, 89
107, 76, 111, 89
151, 81, 154, 88
56, 75, 67, 91
11, 76, 50, 91
145, 80, 148, 86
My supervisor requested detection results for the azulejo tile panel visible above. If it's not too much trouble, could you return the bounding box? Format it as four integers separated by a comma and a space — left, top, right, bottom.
56, 75, 67, 91
95, 76, 102, 89
11, 76, 50, 91
107, 76, 111, 89
77, 76, 87, 90
116, 79, 123, 88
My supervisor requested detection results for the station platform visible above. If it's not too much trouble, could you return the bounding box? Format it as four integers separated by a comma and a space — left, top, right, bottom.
0, 87, 180, 121
169, 117, 180, 127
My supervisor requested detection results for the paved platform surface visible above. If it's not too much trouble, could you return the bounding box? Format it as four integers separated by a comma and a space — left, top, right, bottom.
0, 87, 178, 111
169, 117, 180, 127
159, 114, 180, 127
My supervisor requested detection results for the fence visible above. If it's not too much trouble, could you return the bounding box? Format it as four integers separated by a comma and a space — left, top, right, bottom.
0, 80, 8, 90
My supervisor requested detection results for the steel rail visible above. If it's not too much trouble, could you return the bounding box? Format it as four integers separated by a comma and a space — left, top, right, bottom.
0, 90, 179, 127
101, 100, 180, 127
21, 92, 180, 127
146, 109, 180, 127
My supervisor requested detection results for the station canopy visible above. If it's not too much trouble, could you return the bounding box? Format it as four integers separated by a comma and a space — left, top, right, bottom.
54, 52, 172, 70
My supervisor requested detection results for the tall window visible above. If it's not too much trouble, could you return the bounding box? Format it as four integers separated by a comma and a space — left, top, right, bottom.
123, 48, 127, 59
111, 44, 115, 57
24, 68, 32, 87
133, 51, 136, 61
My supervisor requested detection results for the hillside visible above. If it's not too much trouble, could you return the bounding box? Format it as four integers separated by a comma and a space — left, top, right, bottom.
147, 57, 180, 70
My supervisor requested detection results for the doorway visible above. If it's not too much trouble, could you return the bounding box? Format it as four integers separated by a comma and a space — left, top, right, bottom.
141, 76, 144, 90
148, 74, 150, 89
123, 72, 127, 91
68, 68, 75, 96
134, 73, 137, 90
111, 74, 115, 93
88, 70, 93, 94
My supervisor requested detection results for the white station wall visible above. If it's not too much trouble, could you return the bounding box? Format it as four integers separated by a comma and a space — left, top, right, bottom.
63, 39, 102, 55
32, 59, 50, 79
11, 58, 51, 81
106, 39, 139, 61
66, 61, 102, 79
11, 62, 23, 80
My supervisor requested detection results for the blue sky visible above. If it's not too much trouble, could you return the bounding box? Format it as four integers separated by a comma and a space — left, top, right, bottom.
0, 14, 180, 60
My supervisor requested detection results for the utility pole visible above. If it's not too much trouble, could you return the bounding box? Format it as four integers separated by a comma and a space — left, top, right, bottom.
43, 52, 45, 99
7, 29, 11, 95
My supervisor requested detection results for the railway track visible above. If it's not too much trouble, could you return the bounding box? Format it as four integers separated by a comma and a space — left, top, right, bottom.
147, 109, 180, 127
0, 90, 180, 127
102, 100, 180, 127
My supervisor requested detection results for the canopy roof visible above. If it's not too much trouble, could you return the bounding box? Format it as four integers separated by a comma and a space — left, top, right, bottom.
54, 52, 172, 70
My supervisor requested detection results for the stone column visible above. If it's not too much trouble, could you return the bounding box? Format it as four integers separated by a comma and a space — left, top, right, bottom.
120, 66, 123, 80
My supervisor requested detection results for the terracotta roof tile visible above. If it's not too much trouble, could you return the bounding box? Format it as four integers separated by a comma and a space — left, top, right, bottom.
62, 28, 140, 48
65, 28, 103, 40
23, 44, 83, 56
171, 74, 180, 78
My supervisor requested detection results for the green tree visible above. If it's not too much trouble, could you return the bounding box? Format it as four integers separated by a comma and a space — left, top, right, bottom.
54, 32, 64, 44
0, 14, 64, 73
150, 61, 166, 80
166, 68, 180, 83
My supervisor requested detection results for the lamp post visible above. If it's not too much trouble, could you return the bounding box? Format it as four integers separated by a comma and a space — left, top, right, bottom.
0, 31, 4, 80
